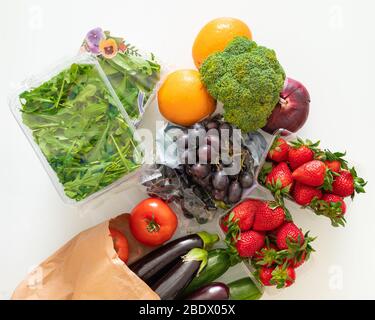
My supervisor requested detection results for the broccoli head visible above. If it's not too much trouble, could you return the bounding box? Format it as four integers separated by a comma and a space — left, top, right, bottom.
200, 36, 285, 132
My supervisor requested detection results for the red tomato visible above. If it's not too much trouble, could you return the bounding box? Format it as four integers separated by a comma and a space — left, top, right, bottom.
130, 198, 178, 246
109, 228, 129, 263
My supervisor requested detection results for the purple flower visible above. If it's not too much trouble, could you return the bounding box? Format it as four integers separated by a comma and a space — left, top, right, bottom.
85, 27, 105, 48
86, 41, 100, 54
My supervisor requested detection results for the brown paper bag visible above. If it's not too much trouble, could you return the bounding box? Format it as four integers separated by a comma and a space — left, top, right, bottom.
12, 213, 159, 300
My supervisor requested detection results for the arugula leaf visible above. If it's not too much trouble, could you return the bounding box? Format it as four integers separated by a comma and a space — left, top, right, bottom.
98, 51, 160, 119
20, 63, 142, 201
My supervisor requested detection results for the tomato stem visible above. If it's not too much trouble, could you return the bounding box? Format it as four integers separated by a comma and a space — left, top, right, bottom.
146, 213, 160, 233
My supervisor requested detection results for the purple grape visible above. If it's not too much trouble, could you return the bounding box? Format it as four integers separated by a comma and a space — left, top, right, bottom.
195, 174, 212, 188
212, 189, 226, 201
206, 131, 220, 149
219, 122, 232, 137
228, 181, 242, 204
205, 120, 219, 130
179, 149, 196, 164
212, 171, 229, 191
240, 172, 253, 188
228, 173, 238, 181
198, 144, 216, 163
187, 124, 206, 147
190, 164, 210, 178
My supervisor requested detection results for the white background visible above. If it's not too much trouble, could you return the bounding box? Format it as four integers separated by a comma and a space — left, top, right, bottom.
1, 0, 375, 299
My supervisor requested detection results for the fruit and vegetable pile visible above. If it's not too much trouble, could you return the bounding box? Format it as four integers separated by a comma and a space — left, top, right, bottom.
12, 18, 367, 300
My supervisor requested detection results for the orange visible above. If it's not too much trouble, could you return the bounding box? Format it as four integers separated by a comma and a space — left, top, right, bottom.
158, 69, 216, 126
192, 17, 252, 68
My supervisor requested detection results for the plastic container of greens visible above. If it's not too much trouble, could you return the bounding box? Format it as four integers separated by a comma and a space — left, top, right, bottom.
80, 28, 162, 125
10, 53, 144, 205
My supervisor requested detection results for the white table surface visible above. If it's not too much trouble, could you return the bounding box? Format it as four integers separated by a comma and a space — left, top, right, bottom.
1, 0, 374, 300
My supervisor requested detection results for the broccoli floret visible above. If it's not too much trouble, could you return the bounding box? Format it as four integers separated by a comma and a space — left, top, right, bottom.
200, 37, 285, 132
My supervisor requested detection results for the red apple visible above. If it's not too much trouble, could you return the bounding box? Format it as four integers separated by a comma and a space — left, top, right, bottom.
263, 77, 310, 134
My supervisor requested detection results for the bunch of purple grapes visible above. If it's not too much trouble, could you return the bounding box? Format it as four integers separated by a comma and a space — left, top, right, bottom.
175, 117, 255, 206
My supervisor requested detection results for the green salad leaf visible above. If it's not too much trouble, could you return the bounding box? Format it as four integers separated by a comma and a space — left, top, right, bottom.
20, 63, 142, 201
98, 51, 160, 119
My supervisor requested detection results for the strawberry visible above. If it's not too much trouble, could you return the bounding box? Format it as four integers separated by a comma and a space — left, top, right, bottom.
228, 199, 260, 231
332, 168, 366, 198
258, 266, 273, 286
259, 265, 296, 288
310, 196, 347, 227
275, 222, 304, 250
288, 138, 321, 170
323, 150, 348, 172
288, 146, 314, 170
258, 161, 274, 186
274, 265, 296, 288
254, 243, 286, 267
292, 181, 322, 205
292, 160, 328, 187
286, 251, 306, 269
253, 201, 285, 231
265, 162, 293, 193
325, 160, 341, 173
236, 230, 265, 258
221, 200, 260, 238
220, 215, 229, 233
322, 193, 346, 214
267, 138, 289, 162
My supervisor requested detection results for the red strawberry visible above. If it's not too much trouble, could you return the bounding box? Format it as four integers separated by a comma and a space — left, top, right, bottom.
228, 199, 260, 231
253, 201, 285, 231
254, 243, 281, 267
236, 230, 265, 258
286, 251, 306, 268
292, 160, 327, 187
292, 182, 323, 205
325, 160, 341, 173
323, 150, 348, 173
259, 266, 273, 286
331, 170, 354, 198
220, 215, 229, 233
332, 168, 366, 198
265, 162, 293, 192
275, 222, 304, 250
267, 138, 289, 162
288, 138, 321, 170
322, 193, 346, 214
259, 265, 296, 288
288, 146, 314, 170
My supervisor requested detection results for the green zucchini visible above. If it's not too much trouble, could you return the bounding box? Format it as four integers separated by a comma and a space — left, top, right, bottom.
228, 277, 263, 300
181, 248, 231, 297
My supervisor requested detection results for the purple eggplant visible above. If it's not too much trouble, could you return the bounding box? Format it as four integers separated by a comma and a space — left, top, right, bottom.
129, 232, 218, 285
151, 248, 208, 300
185, 282, 229, 300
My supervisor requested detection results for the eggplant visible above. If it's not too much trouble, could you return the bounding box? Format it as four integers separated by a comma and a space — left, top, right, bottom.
152, 248, 208, 300
182, 248, 231, 297
185, 282, 229, 300
129, 232, 218, 285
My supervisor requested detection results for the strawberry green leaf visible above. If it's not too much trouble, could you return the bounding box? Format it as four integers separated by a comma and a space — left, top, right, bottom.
324, 149, 348, 170
309, 198, 346, 227
350, 167, 367, 198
